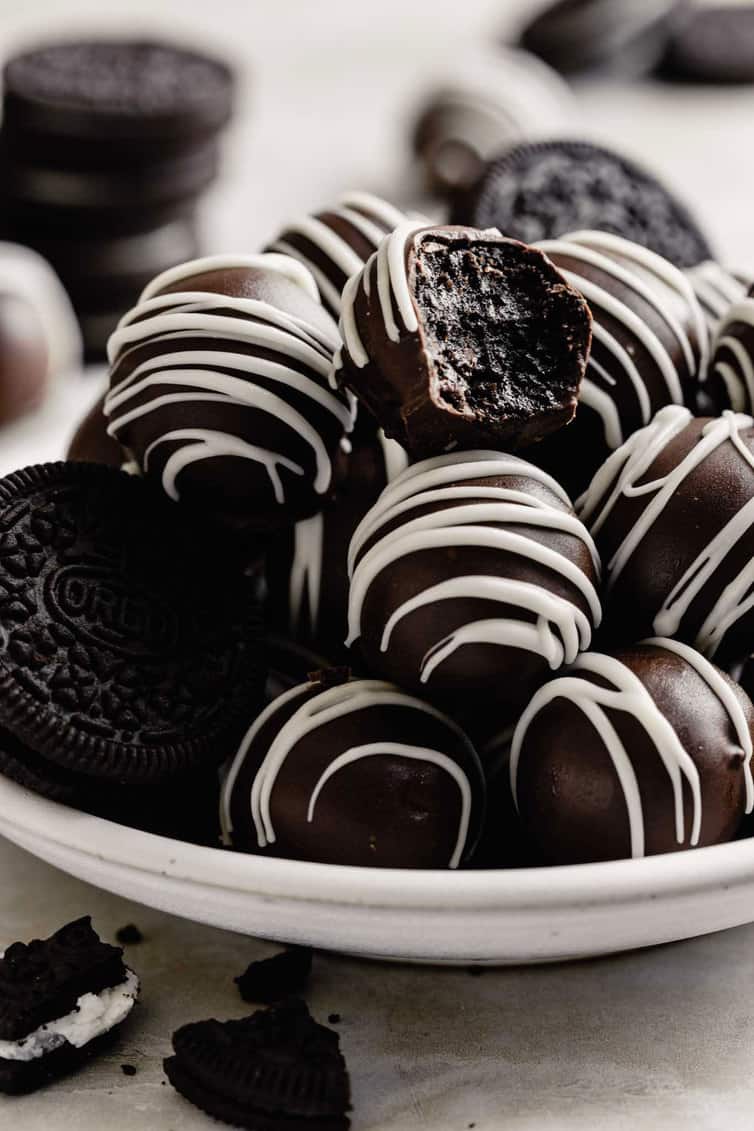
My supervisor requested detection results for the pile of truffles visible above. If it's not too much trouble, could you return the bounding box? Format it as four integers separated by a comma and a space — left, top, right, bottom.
3, 161, 754, 870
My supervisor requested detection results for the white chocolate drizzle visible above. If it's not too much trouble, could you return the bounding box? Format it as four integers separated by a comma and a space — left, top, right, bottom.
510, 638, 753, 858
268, 192, 413, 316
537, 230, 707, 450
219, 679, 480, 868
711, 298, 754, 413
347, 451, 601, 680
578, 405, 754, 657
105, 254, 353, 509
687, 260, 749, 335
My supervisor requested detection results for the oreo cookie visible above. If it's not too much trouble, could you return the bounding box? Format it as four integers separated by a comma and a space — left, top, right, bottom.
2, 40, 234, 165
0, 462, 263, 800
454, 139, 713, 268
518, 0, 683, 75
659, 6, 754, 84
164, 999, 351, 1130
0, 916, 139, 1094
235, 948, 313, 1004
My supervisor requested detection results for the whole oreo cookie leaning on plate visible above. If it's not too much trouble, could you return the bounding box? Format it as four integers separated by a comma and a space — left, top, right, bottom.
518, 0, 684, 75
0, 916, 139, 1095
0, 462, 262, 801
333, 223, 592, 457
454, 140, 713, 269
659, 5, 754, 84
2, 40, 235, 166
164, 999, 351, 1131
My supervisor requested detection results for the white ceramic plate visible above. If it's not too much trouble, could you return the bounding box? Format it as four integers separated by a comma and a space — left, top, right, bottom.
1, 773, 753, 965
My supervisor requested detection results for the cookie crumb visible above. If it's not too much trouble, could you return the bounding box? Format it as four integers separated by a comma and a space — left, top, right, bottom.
328, 1012, 341, 1024
116, 924, 144, 945
235, 947, 312, 1003
121, 1064, 137, 1077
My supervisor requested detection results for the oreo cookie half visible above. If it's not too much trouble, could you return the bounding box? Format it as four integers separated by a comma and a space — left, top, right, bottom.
164, 1000, 351, 1130
0, 462, 263, 797
454, 139, 713, 268
0, 917, 139, 1094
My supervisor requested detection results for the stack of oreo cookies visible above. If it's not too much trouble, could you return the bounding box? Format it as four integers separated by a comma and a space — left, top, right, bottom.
0, 40, 235, 358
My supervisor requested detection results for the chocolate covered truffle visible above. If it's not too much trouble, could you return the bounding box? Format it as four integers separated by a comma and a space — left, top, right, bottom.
105, 254, 354, 531
0, 242, 80, 426
333, 223, 592, 457
220, 672, 485, 869
347, 451, 602, 726
67, 392, 124, 466
265, 417, 408, 659
707, 294, 754, 414
511, 639, 754, 863
579, 406, 754, 664
266, 191, 412, 318
531, 230, 708, 496
686, 260, 750, 337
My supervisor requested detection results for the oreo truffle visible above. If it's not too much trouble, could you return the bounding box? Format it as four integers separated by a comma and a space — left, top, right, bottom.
265, 418, 408, 659
511, 639, 754, 864
686, 260, 750, 337
105, 254, 353, 531
530, 230, 708, 496
0, 917, 139, 1094
707, 294, 754, 414
347, 451, 602, 726
0, 242, 80, 426
266, 191, 412, 318
333, 223, 592, 457
220, 671, 485, 868
579, 406, 754, 665
0, 461, 262, 802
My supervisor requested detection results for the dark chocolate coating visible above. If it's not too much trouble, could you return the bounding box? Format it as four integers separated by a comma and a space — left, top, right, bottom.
579, 410, 754, 665
348, 452, 601, 730
334, 225, 592, 459
513, 642, 752, 863
266, 192, 409, 318
659, 5, 754, 84
67, 392, 123, 465
106, 258, 349, 532
707, 296, 754, 414
0, 291, 48, 426
221, 674, 485, 869
527, 231, 708, 498
265, 415, 407, 660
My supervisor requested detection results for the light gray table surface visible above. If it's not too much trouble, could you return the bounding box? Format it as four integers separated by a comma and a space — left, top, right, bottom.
3, 0, 754, 1127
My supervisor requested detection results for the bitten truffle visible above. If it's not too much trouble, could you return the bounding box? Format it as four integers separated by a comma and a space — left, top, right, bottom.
511, 639, 754, 863
333, 223, 592, 458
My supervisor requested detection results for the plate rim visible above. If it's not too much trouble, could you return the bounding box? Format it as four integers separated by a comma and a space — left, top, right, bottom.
1, 774, 754, 912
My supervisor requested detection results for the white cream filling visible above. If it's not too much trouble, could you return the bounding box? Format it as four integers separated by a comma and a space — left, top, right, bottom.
0, 968, 139, 1062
